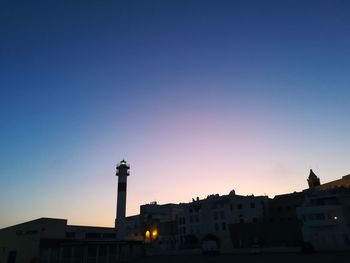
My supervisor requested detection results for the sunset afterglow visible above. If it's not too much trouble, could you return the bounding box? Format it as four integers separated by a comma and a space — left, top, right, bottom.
1, 1, 350, 229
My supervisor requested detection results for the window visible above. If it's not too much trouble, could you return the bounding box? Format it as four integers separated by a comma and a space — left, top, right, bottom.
215, 223, 219, 231
237, 204, 242, 209
213, 211, 218, 220
239, 218, 245, 224
316, 213, 325, 220
16, 230, 23, 236
102, 233, 116, 239
85, 233, 101, 239
66, 232, 76, 238
222, 222, 226, 230
252, 217, 257, 223
194, 204, 202, 212
250, 202, 255, 208
25, 230, 38, 235
220, 210, 225, 219
327, 212, 338, 220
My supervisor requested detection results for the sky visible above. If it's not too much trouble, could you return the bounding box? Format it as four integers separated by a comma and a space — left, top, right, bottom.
1, 0, 350, 228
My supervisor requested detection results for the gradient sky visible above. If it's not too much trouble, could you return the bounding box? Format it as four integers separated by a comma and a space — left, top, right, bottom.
1, 0, 350, 228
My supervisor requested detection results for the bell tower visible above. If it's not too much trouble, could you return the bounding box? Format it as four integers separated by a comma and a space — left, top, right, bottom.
307, 169, 320, 188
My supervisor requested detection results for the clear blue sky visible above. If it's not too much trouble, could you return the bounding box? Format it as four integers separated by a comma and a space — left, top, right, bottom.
1, 0, 350, 228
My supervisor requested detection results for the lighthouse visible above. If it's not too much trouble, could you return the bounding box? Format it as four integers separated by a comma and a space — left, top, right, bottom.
115, 160, 130, 240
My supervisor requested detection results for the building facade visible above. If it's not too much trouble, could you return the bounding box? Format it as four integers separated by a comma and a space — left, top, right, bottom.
0, 218, 144, 263
297, 188, 350, 251
176, 191, 268, 251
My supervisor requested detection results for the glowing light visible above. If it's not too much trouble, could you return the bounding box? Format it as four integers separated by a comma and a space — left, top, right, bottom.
145, 230, 150, 239
334, 216, 338, 220
152, 229, 158, 239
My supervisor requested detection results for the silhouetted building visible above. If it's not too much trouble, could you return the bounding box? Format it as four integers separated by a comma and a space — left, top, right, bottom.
228, 191, 305, 249
308, 169, 321, 188
124, 215, 143, 241
0, 218, 67, 263
139, 202, 182, 250
0, 218, 144, 263
3, 163, 350, 261
306, 169, 350, 190
115, 160, 130, 240
177, 191, 268, 251
268, 192, 306, 224
131, 192, 269, 252
318, 174, 350, 190
297, 187, 350, 251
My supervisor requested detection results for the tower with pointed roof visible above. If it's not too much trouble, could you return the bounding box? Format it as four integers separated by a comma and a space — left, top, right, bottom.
307, 169, 320, 188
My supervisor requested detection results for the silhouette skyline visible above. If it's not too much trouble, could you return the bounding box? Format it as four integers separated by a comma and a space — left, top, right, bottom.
1, 1, 350, 229
1, 163, 349, 262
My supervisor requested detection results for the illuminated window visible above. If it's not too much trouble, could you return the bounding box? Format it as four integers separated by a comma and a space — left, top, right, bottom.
327, 212, 338, 220
152, 229, 158, 239
145, 230, 150, 239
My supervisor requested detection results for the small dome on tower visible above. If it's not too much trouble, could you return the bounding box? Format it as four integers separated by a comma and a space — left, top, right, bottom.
229, 189, 236, 195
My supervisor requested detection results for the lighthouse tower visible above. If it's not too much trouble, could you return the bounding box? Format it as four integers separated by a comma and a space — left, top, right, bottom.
115, 160, 130, 240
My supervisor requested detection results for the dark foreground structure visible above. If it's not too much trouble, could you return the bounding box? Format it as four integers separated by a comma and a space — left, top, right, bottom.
0, 218, 144, 263
39, 240, 144, 263
131, 252, 350, 263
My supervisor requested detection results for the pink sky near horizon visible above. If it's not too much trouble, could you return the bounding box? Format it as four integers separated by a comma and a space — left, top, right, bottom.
2, 108, 349, 229
2, 0, 350, 229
